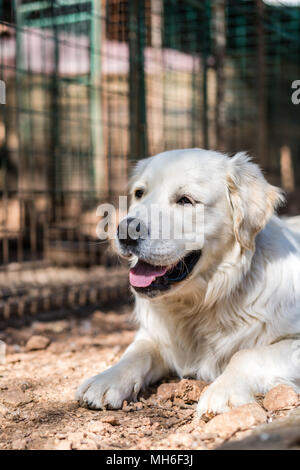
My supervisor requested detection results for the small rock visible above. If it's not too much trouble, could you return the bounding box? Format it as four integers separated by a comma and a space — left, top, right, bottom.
157, 382, 178, 401
205, 403, 267, 438
175, 379, 207, 403
0, 340, 6, 364
152, 422, 161, 430
263, 385, 298, 412
101, 416, 120, 426
132, 401, 144, 411
122, 400, 129, 411
20, 381, 33, 391
142, 417, 152, 426
88, 422, 111, 435
25, 335, 50, 351
157, 379, 207, 404
0, 404, 10, 416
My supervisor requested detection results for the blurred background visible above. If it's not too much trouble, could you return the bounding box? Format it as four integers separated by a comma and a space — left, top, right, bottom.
0, 0, 299, 325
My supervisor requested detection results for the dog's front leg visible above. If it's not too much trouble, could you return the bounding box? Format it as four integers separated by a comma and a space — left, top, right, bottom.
197, 339, 300, 416
76, 335, 167, 409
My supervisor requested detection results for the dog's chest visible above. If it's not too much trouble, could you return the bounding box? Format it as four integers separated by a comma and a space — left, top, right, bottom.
140, 304, 233, 380
139, 301, 267, 382
161, 327, 231, 381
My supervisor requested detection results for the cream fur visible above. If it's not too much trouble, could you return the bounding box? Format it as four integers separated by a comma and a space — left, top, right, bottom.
76, 149, 300, 415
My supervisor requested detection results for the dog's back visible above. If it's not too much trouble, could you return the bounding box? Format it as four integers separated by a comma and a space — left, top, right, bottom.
284, 215, 300, 236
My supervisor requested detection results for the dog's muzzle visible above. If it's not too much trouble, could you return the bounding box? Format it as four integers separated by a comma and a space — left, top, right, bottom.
117, 217, 147, 248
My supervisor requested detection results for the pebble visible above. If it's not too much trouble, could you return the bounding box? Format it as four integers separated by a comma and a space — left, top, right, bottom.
87, 422, 111, 435
157, 379, 207, 404
101, 416, 120, 426
0, 404, 10, 416
156, 382, 178, 400
263, 384, 298, 411
205, 403, 267, 438
175, 379, 207, 403
25, 335, 50, 351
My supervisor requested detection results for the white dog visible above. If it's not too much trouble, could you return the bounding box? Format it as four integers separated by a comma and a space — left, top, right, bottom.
76, 149, 300, 416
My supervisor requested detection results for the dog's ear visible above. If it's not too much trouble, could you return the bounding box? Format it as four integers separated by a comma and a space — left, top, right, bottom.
226, 152, 285, 252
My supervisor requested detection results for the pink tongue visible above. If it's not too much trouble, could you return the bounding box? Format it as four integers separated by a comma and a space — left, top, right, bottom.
129, 260, 168, 288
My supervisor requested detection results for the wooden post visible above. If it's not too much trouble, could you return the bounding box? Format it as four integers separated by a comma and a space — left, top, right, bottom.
256, 0, 268, 168
202, 0, 210, 150
129, 0, 148, 161
90, 0, 107, 198
149, 0, 164, 154
213, 0, 226, 151
280, 145, 295, 193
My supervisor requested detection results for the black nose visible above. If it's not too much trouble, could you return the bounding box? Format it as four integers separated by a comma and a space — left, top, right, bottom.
117, 217, 147, 246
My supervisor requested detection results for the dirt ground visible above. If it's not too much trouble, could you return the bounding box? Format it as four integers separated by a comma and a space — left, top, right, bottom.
0, 305, 300, 450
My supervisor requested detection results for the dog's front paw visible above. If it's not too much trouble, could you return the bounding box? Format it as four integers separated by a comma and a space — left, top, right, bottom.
75, 365, 142, 410
197, 374, 255, 417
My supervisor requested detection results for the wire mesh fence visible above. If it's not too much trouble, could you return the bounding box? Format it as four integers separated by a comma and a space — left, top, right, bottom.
0, 0, 299, 320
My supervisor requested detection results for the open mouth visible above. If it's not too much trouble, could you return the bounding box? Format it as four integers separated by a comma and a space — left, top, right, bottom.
129, 250, 202, 297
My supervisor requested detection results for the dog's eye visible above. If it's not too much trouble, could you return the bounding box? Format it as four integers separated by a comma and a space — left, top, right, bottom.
177, 196, 193, 205
134, 189, 144, 199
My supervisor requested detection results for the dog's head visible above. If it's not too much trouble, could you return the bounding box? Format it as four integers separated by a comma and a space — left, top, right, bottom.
115, 149, 284, 299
